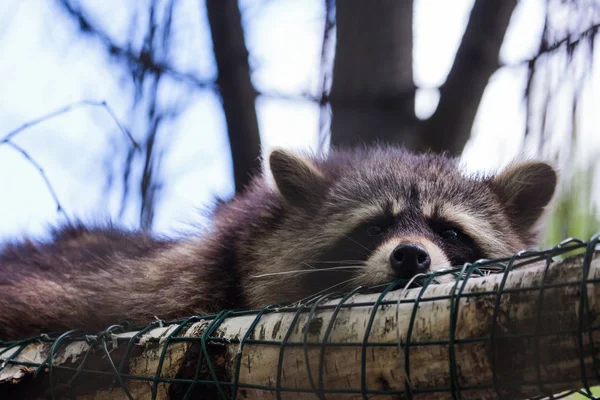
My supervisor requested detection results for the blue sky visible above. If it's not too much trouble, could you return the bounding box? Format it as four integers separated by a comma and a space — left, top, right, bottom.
0, 0, 598, 239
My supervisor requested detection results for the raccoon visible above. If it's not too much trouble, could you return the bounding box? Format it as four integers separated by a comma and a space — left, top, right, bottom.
0, 146, 557, 340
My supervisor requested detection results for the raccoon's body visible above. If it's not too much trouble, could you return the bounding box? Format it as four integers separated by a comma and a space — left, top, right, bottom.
0, 146, 557, 340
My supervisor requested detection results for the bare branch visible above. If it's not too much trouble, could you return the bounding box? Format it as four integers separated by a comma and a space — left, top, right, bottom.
0, 100, 136, 221
0, 100, 139, 148
504, 22, 600, 69
316, 0, 335, 152
260, 90, 320, 103
54, 0, 216, 92
3, 141, 69, 221
99, 101, 139, 149
522, 1, 549, 141
117, 146, 136, 220
520, 8, 599, 151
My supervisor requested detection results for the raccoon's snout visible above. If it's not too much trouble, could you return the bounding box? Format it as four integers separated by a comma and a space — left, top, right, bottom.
390, 243, 431, 278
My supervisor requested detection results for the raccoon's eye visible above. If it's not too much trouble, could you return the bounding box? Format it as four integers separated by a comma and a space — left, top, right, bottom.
367, 225, 383, 236
439, 228, 463, 241
430, 219, 467, 243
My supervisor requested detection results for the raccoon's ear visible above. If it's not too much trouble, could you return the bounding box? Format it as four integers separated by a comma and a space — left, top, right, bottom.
269, 149, 325, 208
489, 161, 557, 235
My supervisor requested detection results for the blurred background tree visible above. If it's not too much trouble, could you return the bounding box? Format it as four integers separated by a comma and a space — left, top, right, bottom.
0, 0, 598, 241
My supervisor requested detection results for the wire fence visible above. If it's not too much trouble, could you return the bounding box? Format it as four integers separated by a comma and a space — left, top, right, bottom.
1, 233, 600, 399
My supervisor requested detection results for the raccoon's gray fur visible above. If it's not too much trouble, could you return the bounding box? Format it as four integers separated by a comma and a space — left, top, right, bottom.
0, 146, 557, 340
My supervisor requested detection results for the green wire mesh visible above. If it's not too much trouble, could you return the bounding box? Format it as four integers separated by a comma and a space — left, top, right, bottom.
1, 233, 599, 399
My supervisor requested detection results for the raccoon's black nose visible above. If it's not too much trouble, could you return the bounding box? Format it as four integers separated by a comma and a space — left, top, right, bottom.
390, 243, 431, 278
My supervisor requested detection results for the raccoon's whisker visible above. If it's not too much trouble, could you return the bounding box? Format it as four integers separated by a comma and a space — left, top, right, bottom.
303, 260, 367, 265
269, 237, 323, 270
301, 261, 365, 271
341, 234, 371, 252
301, 261, 366, 271
291, 276, 363, 306
249, 266, 365, 279
301, 261, 317, 270
300, 261, 367, 270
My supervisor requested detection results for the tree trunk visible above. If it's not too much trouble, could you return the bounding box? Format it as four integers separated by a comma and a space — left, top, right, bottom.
206, 0, 261, 193
329, 0, 518, 156
2, 254, 599, 399
329, 0, 418, 150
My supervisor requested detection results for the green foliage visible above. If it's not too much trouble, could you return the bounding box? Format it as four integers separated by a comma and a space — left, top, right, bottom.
567, 386, 600, 399
543, 164, 600, 249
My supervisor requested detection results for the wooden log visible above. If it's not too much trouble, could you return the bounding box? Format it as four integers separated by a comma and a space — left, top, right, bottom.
1, 253, 599, 399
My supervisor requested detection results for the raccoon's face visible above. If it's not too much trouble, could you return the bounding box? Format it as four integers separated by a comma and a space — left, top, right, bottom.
267, 147, 557, 297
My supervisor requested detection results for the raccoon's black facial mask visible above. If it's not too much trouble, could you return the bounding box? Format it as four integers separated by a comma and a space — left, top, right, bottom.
427, 218, 485, 267
311, 211, 485, 279
313, 213, 396, 266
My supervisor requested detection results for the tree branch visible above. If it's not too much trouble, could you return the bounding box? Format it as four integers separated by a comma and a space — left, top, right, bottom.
0, 100, 137, 148
505, 22, 600, 69
2, 141, 69, 221
0, 100, 137, 221
316, 0, 336, 152
421, 0, 518, 155
54, 0, 216, 91
206, 0, 262, 193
